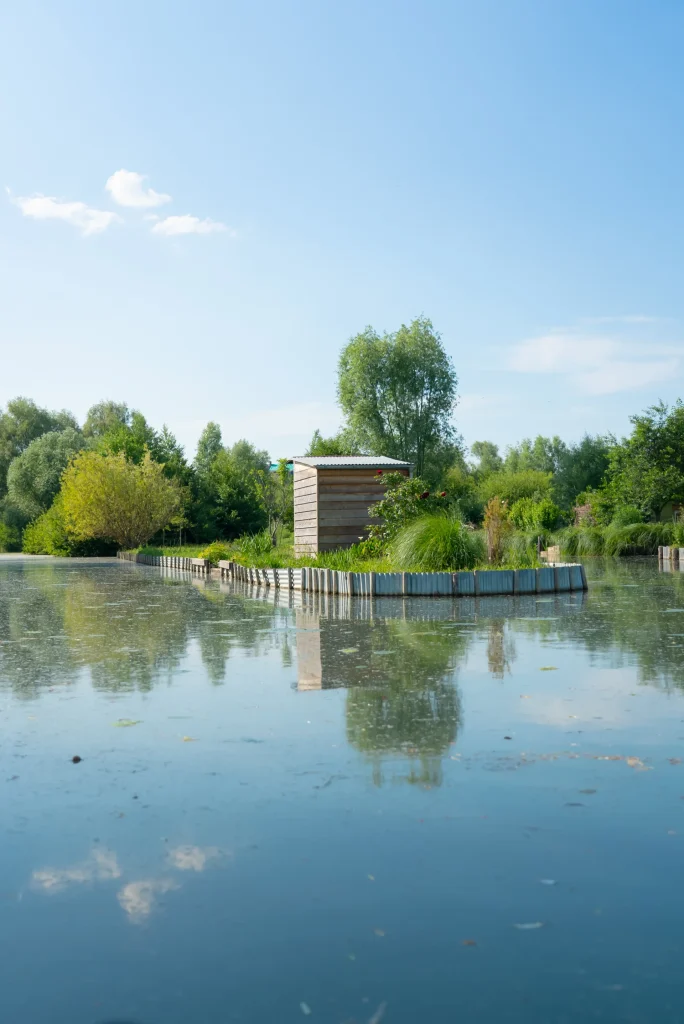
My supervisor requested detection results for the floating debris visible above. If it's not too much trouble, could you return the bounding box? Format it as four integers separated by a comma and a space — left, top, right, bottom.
514, 921, 545, 930
300, 1002, 312, 1016
539, 879, 557, 886
368, 1002, 387, 1024
71, 756, 82, 764
539, 666, 558, 671
462, 939, 477, 946
113, 719, 141, 728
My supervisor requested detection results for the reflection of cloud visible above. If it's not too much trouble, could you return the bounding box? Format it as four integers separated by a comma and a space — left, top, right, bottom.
32, 847, 121, 892
117, 879, 179, 923
167, 845, 221, 872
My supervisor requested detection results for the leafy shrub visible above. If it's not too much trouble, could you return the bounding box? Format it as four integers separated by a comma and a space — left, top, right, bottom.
477, 469, 552, 506
22, 498, 117, 556
0, 523, 21, 552
510, 497, 561, 531
198, 541, 231, 565
391, 513, 484, 571
368, 472, 459, 544
610, 505, 644, 527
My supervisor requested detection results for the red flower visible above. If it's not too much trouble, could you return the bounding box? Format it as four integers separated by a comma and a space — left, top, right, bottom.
420, 490, 430, 499
440, 491, 447, 497
376, 469, 383, 476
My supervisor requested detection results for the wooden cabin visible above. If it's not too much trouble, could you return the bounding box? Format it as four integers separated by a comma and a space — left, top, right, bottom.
293, 456, 412, 555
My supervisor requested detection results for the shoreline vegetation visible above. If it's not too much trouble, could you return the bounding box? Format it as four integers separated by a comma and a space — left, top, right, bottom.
1, 319, 683, 565
134, 520, 684, 571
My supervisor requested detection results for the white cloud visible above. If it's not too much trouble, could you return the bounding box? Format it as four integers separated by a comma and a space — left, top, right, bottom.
105, 169, 171, 208
167, 845, 222, 872
151, 214, 228, 236
11, 192, 120, 235
117, 878, 179, 923
32, 847, 121, 892
509, 331, 681, 396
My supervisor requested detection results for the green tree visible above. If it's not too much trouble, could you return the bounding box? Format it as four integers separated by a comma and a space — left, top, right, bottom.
304, 428, 359, 457
553, 434, 613, 510
0, 397, 77, 496
255, 459, 294, 543
470, 440, 503, 478
61, 451, 181, 549
337, 316, 459, 478
95, 410, 161, 464
601, 402, 684, 520
194, 422, 223, 475
83, 401, 130, 438
6, 428, 84, 520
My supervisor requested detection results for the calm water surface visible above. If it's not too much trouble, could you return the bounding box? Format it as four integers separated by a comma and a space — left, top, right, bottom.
1, 557, 684, 1024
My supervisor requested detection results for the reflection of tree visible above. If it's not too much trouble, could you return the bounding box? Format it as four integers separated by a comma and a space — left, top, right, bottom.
0, 563, 293, 696
513, 560, 684, 692
343, 619, 468, 787
486, 619, 515, 679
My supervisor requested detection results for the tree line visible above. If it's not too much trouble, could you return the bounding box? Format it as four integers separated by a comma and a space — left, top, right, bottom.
1, 315, 682, 553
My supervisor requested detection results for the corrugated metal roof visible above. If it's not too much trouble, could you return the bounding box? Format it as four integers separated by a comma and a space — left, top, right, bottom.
293, 456, 412, 469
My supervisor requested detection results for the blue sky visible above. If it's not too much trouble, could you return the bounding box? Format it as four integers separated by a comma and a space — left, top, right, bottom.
2, 0, 684, 461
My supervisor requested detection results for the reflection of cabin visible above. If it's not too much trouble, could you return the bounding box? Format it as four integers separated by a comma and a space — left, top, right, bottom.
293, 456, 411, 556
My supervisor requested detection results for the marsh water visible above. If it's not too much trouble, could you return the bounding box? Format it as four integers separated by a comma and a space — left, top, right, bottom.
1, 557, 684, 1024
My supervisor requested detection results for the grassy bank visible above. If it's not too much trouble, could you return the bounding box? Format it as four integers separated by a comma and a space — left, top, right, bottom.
138, 525, 542, 573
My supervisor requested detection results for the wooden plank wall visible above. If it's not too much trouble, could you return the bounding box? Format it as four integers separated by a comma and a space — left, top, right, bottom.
316, 467, 409, 551
294, 463, 318, 555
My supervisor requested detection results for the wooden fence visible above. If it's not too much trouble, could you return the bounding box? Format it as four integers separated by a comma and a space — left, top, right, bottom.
659, 546, 684, 565
117, 553, 587, 595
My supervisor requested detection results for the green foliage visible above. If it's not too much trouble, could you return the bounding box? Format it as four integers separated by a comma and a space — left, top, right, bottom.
502, 530, 545, 568
556, 522, 677, 558
235, 529, 274, 561
610, 504, 644, 527
198, 541, 232, 565
391, 513, 484, 570
470, 440, 503, 478
21, 496, 117, 555
254, 458, 294, 542
443, 464, 484, 522
337, 316, 459, 478
6, 427, 83, 520
367, 472, 455, 544
602, 401, 684, 520
83, 401, 130, 438
477, 469, 552, 506
61, 451, 181, 549
0, 522, 21, 552
0, 396, 78, 496
509, 496, 561, 531
483, 496, 513, 564
194, 422, 223, 475
305, 428, 359, 456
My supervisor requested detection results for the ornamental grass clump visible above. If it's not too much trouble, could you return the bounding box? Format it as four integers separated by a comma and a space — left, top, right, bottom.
391, 513, 484, 571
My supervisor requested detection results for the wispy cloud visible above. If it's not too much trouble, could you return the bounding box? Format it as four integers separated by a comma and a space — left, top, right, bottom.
510, 329, 680, 396
10, 191, 120, 235
151, 214, 229, 236
167, 845, 223, 872
32, 847, 121, 892
106, 169, 171, 208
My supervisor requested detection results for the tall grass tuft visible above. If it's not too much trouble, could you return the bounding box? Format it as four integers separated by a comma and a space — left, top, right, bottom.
556, 522, 678, 558
391, 513, 485, 571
